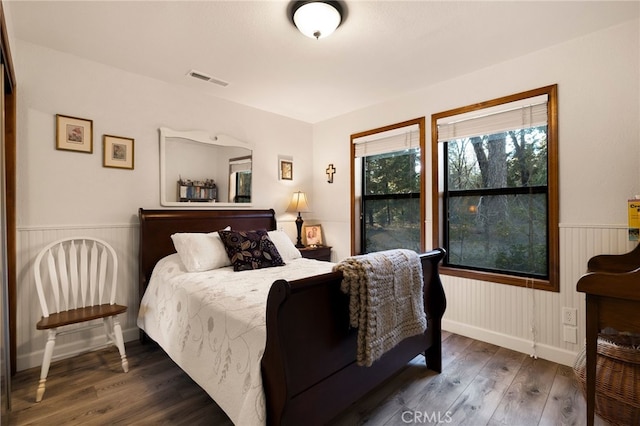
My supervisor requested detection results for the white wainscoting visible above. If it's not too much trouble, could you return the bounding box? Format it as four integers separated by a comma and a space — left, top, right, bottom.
15, 222, 635, 371
442, 224, 635, 366
16, 223, 139, 371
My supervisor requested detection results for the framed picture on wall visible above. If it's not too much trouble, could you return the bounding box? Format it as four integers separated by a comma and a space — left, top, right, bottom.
103, 135, 134, 170
280, 159, 293, 180
56, 114, 93, 153
303, 224, 323, 247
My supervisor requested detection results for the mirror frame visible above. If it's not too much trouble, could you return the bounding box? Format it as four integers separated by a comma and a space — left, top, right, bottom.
159, 127, 253, 207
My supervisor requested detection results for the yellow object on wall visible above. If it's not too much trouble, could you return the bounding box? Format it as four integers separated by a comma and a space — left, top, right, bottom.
628, 198, 640, 241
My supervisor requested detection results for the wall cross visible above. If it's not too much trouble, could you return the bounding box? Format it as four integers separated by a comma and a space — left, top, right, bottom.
326, 164, 336, 183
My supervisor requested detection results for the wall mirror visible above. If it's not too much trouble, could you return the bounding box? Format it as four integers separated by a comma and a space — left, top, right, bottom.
159, 127, 253, 207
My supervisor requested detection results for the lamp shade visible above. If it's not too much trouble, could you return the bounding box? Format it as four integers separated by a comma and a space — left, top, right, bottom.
286, 191, 311, 213
292, 1, 342, 39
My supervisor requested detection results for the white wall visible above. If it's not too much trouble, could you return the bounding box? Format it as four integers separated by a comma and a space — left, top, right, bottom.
11, 14, 640, 370
16, 41, 316, 227
312, 19, 640, 365
13, 40, 316, 370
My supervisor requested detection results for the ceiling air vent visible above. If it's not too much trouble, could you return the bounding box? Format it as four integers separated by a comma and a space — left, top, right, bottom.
187, 70, 229, 87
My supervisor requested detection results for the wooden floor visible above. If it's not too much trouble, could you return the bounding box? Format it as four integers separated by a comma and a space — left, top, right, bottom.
7, 332, 609, 425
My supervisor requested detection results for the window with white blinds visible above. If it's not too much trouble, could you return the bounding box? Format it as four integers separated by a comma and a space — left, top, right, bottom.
436, 94, 548, 143
430, 85, 559, 292
350, 118, 426, 255
353, 124, 420, 158
229, 157, 251, 173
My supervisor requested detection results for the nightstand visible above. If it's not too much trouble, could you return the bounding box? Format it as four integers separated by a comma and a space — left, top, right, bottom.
299, 246, 332, 262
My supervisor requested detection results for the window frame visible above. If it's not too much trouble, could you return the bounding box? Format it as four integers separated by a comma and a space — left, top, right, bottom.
431, 85, 559, 292
351, 117, 426, 255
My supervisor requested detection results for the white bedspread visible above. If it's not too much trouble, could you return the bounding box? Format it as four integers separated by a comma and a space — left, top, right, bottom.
137, 254, 335, 425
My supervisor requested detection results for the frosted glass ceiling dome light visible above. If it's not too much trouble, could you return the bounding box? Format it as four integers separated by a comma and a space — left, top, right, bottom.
292, 1, 343, 40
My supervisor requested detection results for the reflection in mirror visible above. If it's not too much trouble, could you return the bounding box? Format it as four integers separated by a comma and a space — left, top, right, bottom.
229, 156, 252, 203
160, 127, 252, 207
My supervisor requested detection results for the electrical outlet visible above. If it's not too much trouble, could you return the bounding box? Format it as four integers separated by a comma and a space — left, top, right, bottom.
563, 325, 578, 344
562, 307, 578, 326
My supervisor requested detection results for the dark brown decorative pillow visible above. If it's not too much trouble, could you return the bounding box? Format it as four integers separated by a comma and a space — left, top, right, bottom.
218, 229, 285, 271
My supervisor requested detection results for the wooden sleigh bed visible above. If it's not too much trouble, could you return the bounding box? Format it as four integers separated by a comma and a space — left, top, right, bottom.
138, 208, 446, 425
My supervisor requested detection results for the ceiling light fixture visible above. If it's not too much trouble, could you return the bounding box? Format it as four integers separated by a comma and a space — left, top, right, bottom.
292, 1, 343, 40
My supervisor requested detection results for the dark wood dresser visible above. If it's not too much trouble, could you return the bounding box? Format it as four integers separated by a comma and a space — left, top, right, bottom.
576, 244, 640, 426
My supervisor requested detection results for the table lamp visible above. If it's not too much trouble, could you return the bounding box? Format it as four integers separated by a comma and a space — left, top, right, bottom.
286, 191, 311, 248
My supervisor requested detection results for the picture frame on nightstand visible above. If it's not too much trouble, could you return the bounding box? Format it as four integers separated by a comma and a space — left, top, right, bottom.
303, 224, 323, 247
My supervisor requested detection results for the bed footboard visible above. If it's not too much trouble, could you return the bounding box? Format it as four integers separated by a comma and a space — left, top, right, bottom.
261, 248, 446, 426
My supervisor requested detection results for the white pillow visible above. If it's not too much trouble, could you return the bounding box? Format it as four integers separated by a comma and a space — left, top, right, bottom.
268, 230, 302, 261
171, 227, 231, 272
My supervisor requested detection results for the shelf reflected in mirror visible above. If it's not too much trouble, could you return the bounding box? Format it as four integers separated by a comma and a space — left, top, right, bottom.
159, 127, 252, 207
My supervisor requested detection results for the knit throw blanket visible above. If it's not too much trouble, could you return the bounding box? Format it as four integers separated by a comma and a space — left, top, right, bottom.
333, 249, 427, 367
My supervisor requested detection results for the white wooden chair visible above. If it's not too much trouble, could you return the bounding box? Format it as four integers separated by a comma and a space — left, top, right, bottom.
34, 237, 128, 402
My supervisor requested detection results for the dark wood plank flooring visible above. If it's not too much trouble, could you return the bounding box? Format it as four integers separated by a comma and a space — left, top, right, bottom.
7, 332, 608, 425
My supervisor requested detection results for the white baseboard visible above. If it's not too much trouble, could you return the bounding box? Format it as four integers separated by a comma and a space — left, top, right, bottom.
442, 319, 579, 367
20, 321, 580, 372
17, 327, 140, 372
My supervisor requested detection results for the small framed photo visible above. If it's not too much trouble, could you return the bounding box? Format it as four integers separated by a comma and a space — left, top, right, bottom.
103, 135, 134, 170
280, 159, 293, 180
56, 114, 93, 153
303, 224, 323, 247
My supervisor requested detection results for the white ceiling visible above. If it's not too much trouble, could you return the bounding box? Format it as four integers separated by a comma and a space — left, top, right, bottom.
7, 1, 639, 123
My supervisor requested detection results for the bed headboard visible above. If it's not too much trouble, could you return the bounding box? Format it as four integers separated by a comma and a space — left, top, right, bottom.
138, 208, 277, 299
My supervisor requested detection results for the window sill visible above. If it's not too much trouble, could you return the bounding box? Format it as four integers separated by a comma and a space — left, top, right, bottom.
439, 266, 558, 292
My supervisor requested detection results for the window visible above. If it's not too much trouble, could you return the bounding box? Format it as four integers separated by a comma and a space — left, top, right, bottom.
351, 118, 426, 255
431, 85, 559, 291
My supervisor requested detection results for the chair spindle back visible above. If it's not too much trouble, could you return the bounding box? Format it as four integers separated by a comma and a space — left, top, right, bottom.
34, 237, 118, 318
